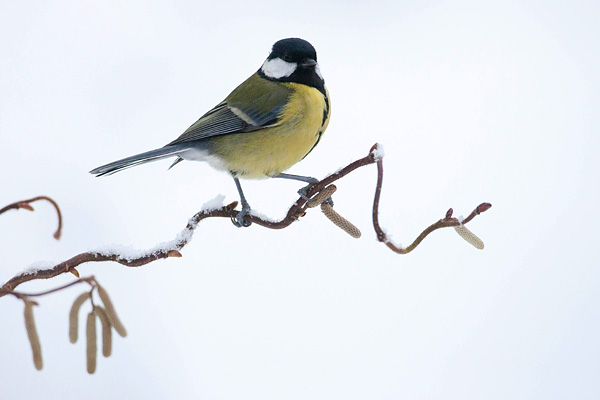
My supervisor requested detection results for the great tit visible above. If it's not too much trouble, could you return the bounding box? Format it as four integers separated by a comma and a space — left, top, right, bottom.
90, 38, 330, 227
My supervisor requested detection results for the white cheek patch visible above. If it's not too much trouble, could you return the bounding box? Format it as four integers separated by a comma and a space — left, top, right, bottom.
315, 63, 323, 80
261, 57, 297, 79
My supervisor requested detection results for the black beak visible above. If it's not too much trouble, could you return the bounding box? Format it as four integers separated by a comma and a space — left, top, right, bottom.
300, 58, 317, 68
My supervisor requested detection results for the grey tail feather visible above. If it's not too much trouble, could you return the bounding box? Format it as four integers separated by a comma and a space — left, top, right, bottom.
89, 146, 185, 177
168, 156, 184, 170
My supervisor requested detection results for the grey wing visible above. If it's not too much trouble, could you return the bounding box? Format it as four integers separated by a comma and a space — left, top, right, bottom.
166, 102, 282, 146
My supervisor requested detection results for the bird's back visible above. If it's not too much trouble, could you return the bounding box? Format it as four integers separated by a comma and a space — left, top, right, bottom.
207, 81, 330, 178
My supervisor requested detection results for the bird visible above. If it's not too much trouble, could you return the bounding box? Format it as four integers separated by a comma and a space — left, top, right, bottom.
90, 38, 330, 227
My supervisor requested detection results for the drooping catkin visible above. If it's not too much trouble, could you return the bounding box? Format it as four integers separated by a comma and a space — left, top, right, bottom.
86, 311, 97, 374
306, 185, 337, 208
94, 306, 112, 357
454, 225, 485, 250
321, 203, 362, 238
24, 301, 43, 371
69, 292, 91, 344
97, 286, 127, 337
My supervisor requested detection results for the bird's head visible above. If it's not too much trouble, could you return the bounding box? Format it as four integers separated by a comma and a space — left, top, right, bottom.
259, 38, 325, 93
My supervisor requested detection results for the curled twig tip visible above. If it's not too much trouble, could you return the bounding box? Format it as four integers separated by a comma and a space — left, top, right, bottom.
369, 143, 385, 160
0, 196, 62, 240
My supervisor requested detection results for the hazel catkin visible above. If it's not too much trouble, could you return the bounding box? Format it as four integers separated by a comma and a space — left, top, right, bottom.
86, 311, 97, 374
97, 286, 127, 337
68, 292, 91, 344
94, 306, 112, 357
24, 301, 43, 371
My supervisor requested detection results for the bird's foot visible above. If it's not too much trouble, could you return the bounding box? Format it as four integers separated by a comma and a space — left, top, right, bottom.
232, 202, 252, 228
297, 178, 320, 200
298, 179, 334, 207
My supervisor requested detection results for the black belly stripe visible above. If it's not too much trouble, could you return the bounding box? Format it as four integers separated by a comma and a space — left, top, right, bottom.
301, 92, 329, 160
322, 95, 329, 127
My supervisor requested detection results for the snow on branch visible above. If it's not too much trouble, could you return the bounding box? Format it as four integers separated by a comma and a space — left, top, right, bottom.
1, 143, 492, 295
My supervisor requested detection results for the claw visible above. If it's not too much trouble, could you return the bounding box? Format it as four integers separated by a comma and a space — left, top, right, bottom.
297, 186, 312, 201
231, 176, 252, 228
232, 202, 252, 228
297, 178, 320, 200
297, 181, 334, 207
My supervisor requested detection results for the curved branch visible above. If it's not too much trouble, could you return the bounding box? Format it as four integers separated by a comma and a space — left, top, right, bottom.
1, 144, 492, 296
0, 196, 63, 239
372, 156, 492, 253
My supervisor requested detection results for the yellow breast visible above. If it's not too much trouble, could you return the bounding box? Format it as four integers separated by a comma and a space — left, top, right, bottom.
209, 83, 330, 179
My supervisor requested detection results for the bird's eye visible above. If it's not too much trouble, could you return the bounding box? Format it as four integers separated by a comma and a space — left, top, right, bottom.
282, 54, 293, 62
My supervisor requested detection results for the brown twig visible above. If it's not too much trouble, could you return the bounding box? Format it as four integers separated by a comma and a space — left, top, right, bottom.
0, 144, 492, 296
371, 154, 492, 253
2, 277, 95, 300
0, 196, 62, 239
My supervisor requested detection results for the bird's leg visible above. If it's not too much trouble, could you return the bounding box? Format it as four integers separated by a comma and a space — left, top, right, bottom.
232, 176, 252, 227
273, 173, 334, 206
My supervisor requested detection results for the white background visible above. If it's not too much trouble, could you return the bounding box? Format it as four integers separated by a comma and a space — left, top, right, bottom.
1, 1, 598, 399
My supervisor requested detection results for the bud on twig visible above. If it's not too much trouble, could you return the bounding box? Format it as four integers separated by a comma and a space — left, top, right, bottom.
477, 203, 492, 214
167, 250, 182, 258
18, 202, 34, 211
